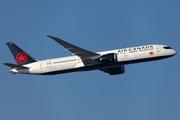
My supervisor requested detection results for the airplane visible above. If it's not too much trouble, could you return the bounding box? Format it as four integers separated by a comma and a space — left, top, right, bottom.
3, 35, 177, 75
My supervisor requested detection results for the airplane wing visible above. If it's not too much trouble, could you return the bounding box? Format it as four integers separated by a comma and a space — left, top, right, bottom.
47, 35, 100, 66
3, 63, 29, 69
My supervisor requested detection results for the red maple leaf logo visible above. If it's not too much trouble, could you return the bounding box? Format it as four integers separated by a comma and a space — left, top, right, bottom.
18, 54, 26, 61
16, 52, 28, 64
149, 51, 154, 55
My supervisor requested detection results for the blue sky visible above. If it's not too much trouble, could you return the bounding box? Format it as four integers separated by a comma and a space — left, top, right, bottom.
0, 0, 180, 120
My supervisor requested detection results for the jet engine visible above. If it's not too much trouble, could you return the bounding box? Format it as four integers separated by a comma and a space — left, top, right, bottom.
104, 65, 125, 75
97, 53, 117, 64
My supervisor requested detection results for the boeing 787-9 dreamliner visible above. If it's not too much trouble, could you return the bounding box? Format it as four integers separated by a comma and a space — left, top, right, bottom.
3, 35, 177, 75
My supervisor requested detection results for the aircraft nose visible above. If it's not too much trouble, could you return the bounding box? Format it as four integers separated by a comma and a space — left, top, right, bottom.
166, 48, 177, 57
173, 49, 177, 56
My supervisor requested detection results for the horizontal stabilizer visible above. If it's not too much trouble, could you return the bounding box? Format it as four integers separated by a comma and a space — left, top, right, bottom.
3, 63, 29, 69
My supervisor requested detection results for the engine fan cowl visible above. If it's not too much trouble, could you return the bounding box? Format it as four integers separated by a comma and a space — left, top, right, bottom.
97, 53, 117, 64
108, 65, 125, 75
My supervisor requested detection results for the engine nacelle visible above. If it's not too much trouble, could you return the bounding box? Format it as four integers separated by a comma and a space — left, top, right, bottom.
107, 65, 125, 75
97, 53, 117, 64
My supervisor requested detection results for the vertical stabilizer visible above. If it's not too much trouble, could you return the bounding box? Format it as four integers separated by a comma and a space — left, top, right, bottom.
6, 42, 37, 65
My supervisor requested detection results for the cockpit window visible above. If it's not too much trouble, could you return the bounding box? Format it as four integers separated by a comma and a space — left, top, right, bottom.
163, 47, 172, 49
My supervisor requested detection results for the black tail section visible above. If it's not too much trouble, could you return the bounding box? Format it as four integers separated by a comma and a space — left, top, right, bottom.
6, 42, 37, 65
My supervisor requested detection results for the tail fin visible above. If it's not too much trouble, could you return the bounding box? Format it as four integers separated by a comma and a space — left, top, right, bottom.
6, 42, 37, 65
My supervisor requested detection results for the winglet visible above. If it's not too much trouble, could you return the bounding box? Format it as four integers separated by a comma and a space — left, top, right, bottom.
46, 34, 53, 38
46, 35, 59, 41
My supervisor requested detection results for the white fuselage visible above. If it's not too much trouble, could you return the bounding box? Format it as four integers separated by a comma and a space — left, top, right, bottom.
11, 44, 176, 75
